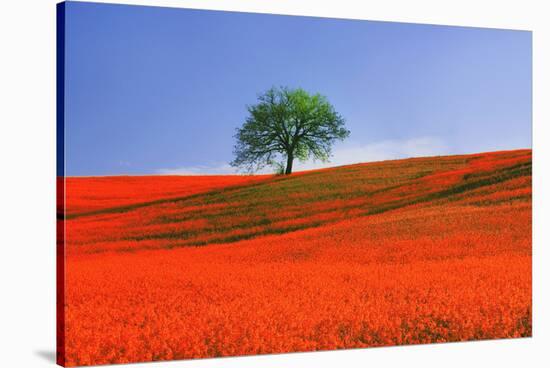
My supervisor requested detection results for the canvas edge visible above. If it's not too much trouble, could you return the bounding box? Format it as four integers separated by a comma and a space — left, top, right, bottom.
56, 2, 67, 367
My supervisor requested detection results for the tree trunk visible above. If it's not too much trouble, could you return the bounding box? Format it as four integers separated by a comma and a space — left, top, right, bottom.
285, 153, 294, 175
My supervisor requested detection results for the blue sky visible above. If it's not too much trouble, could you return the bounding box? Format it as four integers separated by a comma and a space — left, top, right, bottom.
64, 1, 532, 176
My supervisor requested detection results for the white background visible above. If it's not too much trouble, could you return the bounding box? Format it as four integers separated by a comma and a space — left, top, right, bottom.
0, 0, 548, 367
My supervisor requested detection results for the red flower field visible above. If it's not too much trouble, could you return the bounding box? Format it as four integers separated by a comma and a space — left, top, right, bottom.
57, 149, 532, 366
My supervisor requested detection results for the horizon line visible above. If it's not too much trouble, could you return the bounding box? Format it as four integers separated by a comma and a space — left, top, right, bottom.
61, 147, 532, 178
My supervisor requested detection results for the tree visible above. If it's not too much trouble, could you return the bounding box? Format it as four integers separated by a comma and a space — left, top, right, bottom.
231, 87, 350, 175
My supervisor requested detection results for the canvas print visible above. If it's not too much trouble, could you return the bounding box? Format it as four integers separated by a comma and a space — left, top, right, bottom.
56, 2, 532, 366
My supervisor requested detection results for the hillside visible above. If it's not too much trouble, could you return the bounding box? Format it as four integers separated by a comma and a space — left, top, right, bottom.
61, 149, 532, 366
65, 149, 531, 254
62, 174, 270, 216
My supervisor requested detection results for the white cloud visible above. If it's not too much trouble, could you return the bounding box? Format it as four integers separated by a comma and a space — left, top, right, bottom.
156, 163, 236, 175
294, 136, 449, 172
156, 137, 449, 175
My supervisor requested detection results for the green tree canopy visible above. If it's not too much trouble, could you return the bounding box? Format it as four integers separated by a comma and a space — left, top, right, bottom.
231, 87, 349, 175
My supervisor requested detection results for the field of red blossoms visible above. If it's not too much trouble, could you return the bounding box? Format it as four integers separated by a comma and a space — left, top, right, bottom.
57, 149, 532, 366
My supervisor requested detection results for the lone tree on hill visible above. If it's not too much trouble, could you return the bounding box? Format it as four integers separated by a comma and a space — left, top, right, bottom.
231, 87, 349, 175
